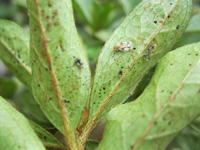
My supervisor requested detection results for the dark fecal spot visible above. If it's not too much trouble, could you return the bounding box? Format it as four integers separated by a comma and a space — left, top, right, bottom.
133, 47, 136, 50
188, 53, 190, 55
64, 99, 70, 103
189, 64, 191, 66
34, 60, 36, 62
42, 9, 44, 12
44, 136, 47, 139
170, 91, 172, 94
176, 25, 180, 30
154, 121, 157, 125
48, 3, 51, 7
170, 3, 172, 5
46, 15, 49, 19
58, 79, 60, 81
168, 121, 171, 125
103, 87, 106, 90
38, 84, 40, 87
154, 20, 157, 24
46, 68, 48, 71
55, 56, 57, 59
196, 54, 198, 56
49, 97, 52, 100
73, 56, 75, 58
170, 63, 172, 65
167, 15, 170, 18
121, 66, 123, 69
161, 90, 164, 92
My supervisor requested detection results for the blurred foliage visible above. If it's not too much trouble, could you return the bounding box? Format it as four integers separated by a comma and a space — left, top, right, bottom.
0, 77, 17, 99
0, 0, 200, 149
12, 88, 51, 127
167, 116, 200, 150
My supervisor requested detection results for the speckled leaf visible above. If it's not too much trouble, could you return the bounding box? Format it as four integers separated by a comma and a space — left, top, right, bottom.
29, 120, 67, 149
98, 42, 200, 150
0, 96, 45, 150
27, 0, 91, 148
88, 0, 192, 126
0, 20, 31, 89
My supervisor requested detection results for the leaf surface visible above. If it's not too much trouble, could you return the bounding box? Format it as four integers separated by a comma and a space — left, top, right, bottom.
29, 120, 67, 149
27, 0, 91, 148
13, 89, 49, 125
98, 42, 200, 150
88, 0, 192, 125
0, 96, 45, 150
0, 20, 31, 89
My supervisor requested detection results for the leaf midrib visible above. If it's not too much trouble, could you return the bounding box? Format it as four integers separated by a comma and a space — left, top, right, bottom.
33, 0, 77, 149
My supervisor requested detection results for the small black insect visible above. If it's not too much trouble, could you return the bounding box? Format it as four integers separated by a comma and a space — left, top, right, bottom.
118, 70, 123, 77
76, 59, 83, 68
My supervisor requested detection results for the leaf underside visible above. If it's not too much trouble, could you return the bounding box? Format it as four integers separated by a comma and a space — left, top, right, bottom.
27, 0, 91, 148
0, 20, 31, 89
29, 120, 67, 149
0, 96, 45, 150
98, 42, 200, 150
88, 0, 192, 123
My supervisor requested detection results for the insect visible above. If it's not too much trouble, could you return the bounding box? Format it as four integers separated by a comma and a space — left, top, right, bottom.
143, 43, 157, 60
118, 70, 123, 77
76, 59, 83, 68
64, 99, 70, 103
114, 41, 134, 51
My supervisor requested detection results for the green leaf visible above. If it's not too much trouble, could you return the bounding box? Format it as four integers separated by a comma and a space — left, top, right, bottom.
13, 89, 50, 125
186, 12, 200, 32
120, 0, 141, 15
98, 42, 200, 150
72, 0, 93, 25
0, 96, 45, 150
88, 0, 192, 127
0, 77, 17, 99
0, 20, 31, 89
29, 120, 67, 149
27, 0, 91, 148
168, 125, 200, 150
85, 140, 99, 150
